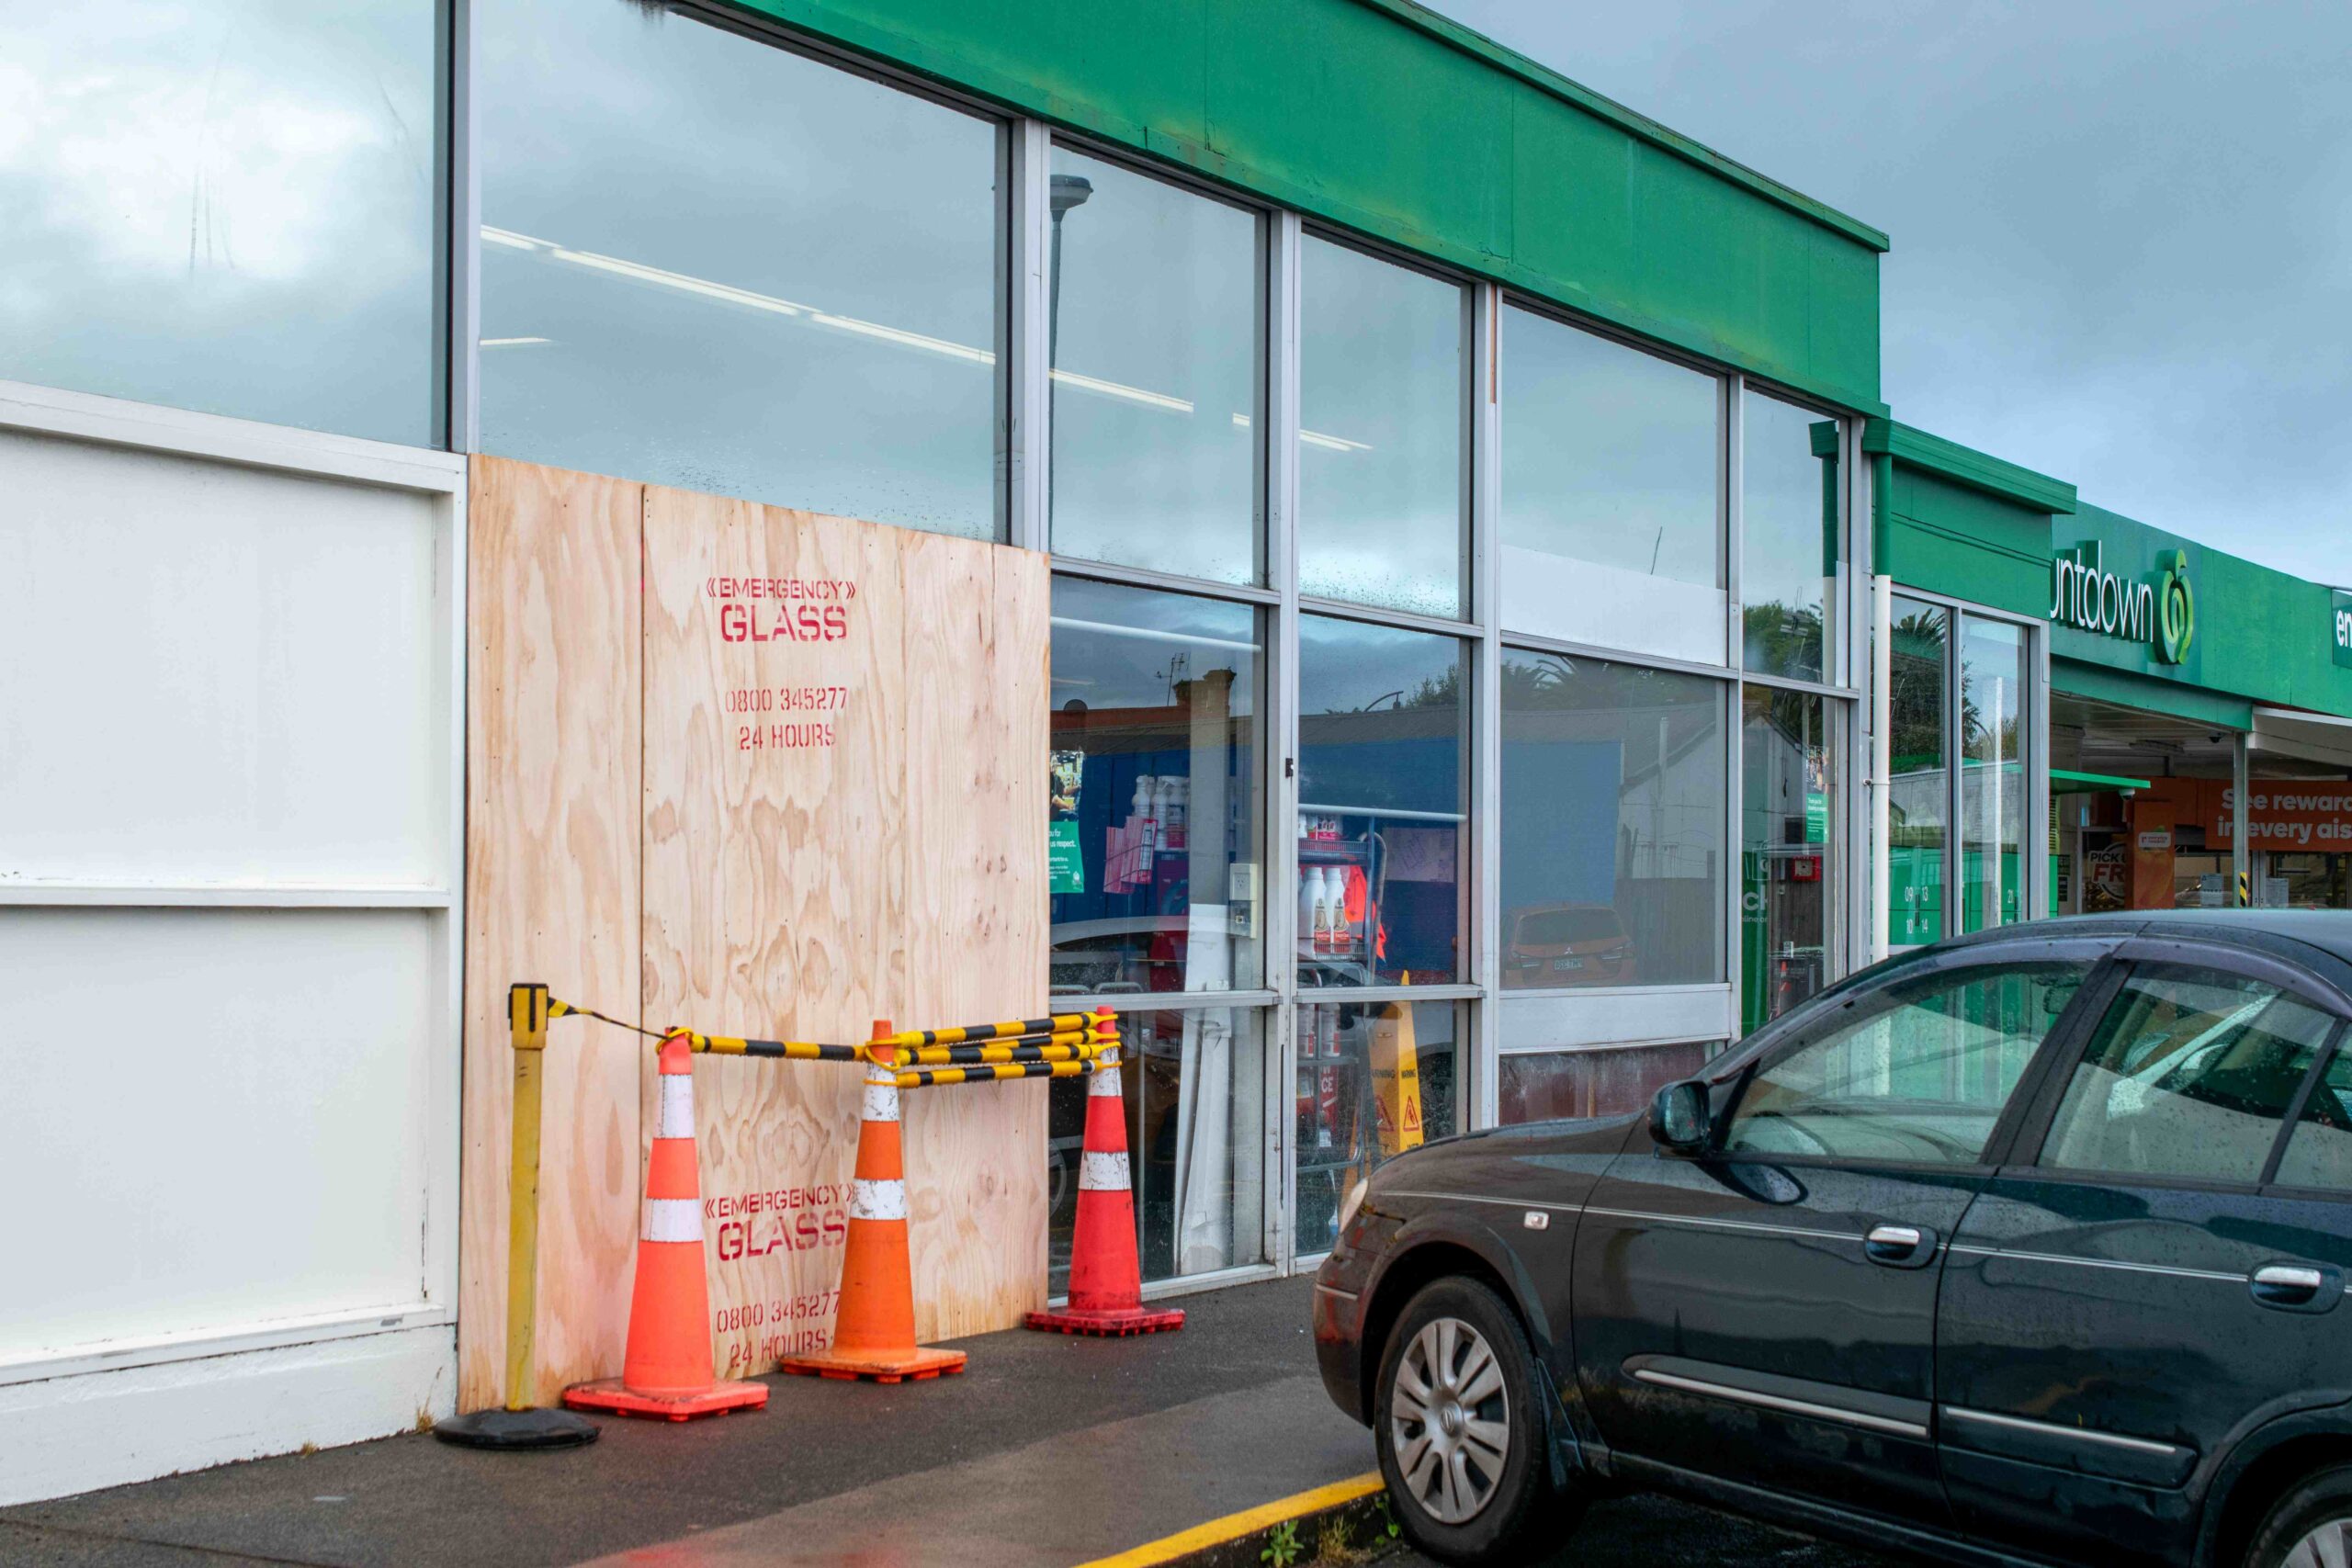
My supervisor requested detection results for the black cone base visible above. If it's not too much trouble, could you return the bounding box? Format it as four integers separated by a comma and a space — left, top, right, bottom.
433, 1406, 601, 1450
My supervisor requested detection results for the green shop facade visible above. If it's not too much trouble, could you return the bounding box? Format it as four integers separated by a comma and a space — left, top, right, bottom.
4, 0, 2349, 1495
1871, 424, 2352, 954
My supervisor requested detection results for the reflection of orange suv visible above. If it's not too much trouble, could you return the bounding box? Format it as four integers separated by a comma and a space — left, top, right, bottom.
1503, 904, 1636, 988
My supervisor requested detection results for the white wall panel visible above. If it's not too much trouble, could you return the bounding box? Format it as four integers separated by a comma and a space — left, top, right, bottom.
0, 908, 437, 1362
0, 428, 448, 887
0, 1325, 454, 1506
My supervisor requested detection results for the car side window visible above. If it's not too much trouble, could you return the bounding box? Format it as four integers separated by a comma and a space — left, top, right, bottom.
1724, 962, 2090, 1165
2040, 965, 2336, 1186
2270, 1042, 2352, 1191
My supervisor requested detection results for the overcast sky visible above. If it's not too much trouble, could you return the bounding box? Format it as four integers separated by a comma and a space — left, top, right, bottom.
1439, 0, 2352, 587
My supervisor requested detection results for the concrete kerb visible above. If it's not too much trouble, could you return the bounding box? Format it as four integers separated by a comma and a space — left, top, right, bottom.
1071, 1472, 1392, 1568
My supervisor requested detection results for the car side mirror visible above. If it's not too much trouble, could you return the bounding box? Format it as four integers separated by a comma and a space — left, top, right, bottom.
1649, 1078, 1710, 1155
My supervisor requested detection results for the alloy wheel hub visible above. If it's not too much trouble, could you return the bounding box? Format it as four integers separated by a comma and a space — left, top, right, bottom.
1389, 1315, 1511, 1527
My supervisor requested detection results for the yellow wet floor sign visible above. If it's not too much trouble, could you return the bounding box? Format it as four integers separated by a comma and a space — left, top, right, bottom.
1370, 1002, 1423, 1157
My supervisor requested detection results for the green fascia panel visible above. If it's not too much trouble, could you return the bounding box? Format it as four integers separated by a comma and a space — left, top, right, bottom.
1354, 0, 1887, 250
716, 0, 1887, 413
2053, 657, 2254, 732
1883, 468, 2052, 618
2052, 505, 2352, 722
1863, 420, 2076, 515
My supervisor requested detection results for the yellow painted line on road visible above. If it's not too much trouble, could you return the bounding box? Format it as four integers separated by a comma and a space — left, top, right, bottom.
1069, 1472, 1385, 1568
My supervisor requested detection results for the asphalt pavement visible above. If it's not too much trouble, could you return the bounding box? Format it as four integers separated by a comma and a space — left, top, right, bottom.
1382, 1492, 1908, 1566
0, 1272, 1916, 1568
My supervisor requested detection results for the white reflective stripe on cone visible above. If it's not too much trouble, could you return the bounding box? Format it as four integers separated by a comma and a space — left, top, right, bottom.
1080, 1150, 1131, 1192
850, 1178, 907, 1222
1088, 1060, 1122, 1097
641, 1197, 702, 1244
862, 1081, 900, 1123
658, 1075, 695, 1140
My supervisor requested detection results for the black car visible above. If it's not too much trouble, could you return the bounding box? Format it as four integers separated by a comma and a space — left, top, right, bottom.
1315, 911, 2352, 1568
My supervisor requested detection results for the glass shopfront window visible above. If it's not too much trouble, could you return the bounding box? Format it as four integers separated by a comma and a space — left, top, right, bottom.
1498, 1042, 1721, 1123
1961, 617, 2029, 931
1500, 651, 1726, 988
479, 0, 1002, 536
1499, 307, 1724, 663
1297, 618, 1467, 986
1297, 237, 1466, 618
1048, 578, 1261, 996
1743, 686, 1837, 1032
1049, 147, 1261, 584
1046, 1008, 1266, 1289
1742, 392, 1843, 683
1293, 999, 1461, 1253
2, 0, 439, 444
1890, 596, 1950, 945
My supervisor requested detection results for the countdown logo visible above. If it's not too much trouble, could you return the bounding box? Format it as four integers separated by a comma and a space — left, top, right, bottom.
2050, 542, 2193, 665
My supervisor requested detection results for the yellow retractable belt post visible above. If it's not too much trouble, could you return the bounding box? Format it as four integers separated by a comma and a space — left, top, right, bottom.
434, 983, 600, 1450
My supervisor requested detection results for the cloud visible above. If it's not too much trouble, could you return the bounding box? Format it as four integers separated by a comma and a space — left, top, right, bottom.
1439, 0, 2352, 584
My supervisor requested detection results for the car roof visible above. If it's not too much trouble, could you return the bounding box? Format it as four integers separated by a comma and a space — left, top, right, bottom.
1934, 909, 2352, 965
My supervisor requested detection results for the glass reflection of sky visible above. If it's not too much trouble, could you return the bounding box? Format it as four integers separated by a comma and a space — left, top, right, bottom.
1742, 389, 1840, 681
478, 0, 1000, 536
0, 0, 438, 444
1049, 147, 1260, 585
1049, 577, 1259, 717
1298, 237, 1465, 618
1502, 305, 1721, 586
1299, 615, 1464, 719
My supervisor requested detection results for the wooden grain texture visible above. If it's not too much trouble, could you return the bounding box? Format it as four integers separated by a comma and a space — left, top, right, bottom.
899, 536, 1053, 1339
636, 485, 1049, 1373
464, 461, 1048, 1395
458, 457, 642, 1411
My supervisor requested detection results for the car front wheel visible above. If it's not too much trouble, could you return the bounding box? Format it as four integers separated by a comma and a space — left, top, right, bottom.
1374, 1276, 1579, 1565
2247, 1464, 2352, 1568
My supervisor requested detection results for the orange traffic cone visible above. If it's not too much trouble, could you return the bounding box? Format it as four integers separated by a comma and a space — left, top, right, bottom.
565, 1032, 768, 1421
778, 1021, 967, 1383
1027, 1011, 1184, 1337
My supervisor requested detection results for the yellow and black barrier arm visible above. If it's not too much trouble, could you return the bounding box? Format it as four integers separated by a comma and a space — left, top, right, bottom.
870, 1014, 1097, 1049
675, 1029, 865, 1063
894, 1031, 1111, 1066
896, 1052, 1116, 1089
432, 983, 598, 1449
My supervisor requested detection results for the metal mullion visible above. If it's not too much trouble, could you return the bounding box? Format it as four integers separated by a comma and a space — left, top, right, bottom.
1726, 373, 1744, 677
446, 0, 478, 453
1498, 629, 1741, 685
1741, 671, 1863, 702
1845, 416, 1872, 975
1269, 208, 1305, 1275
1297, 593, 1479, 639
2029, 620, 2052, 923
1065, 991, 1281, 1014
1946, 608, 1965, 940
1472, 281, 1503, 1131
1724, 376, 1745, 1026
1045, 554, 1280, 606
1007, 118, 1051, 552
1298, 984, 1481, 1004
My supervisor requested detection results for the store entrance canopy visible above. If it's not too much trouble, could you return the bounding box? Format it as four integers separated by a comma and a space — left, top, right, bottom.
2253, 707, 2352, 772
2052, 767, 2153, 794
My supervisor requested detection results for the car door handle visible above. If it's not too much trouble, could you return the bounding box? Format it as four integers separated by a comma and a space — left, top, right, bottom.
1864, 1224, 1937, 1268
2251, 1264, 2329, 1309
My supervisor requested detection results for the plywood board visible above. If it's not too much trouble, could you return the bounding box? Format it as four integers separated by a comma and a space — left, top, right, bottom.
458, 457, 643, 1410
897, 536, 1052, 1340
638, 486, 1050, 1377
